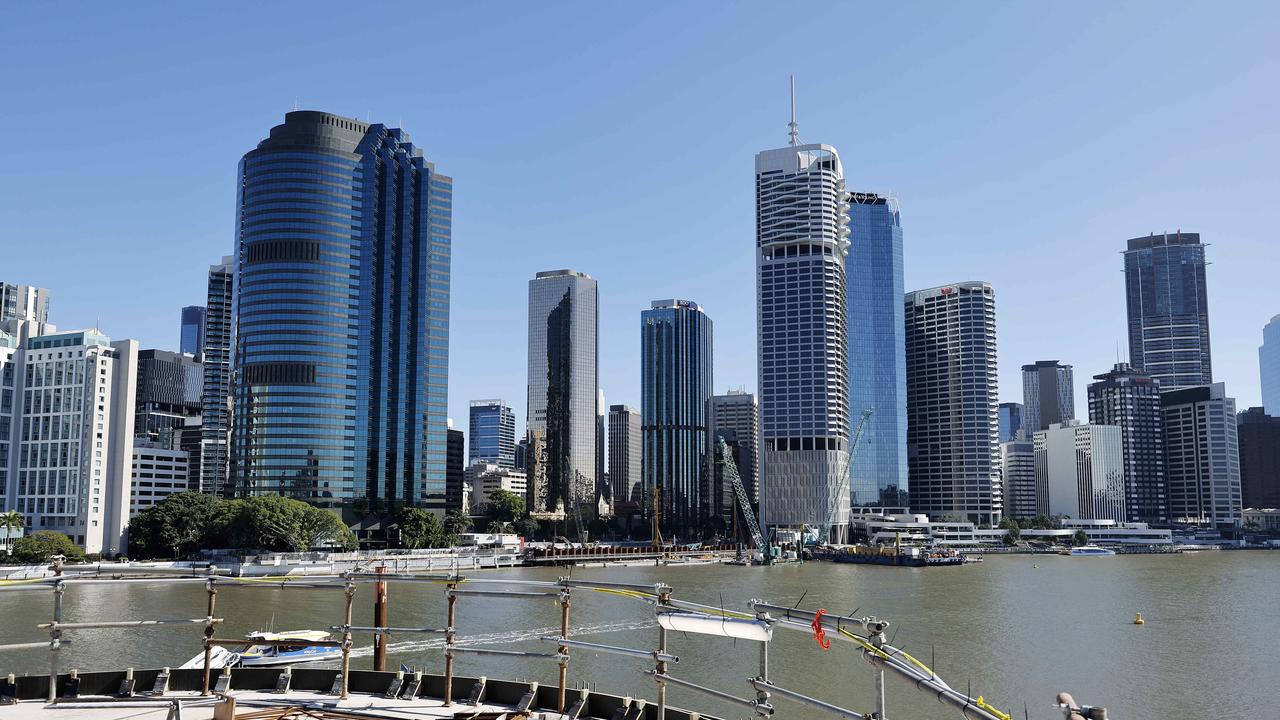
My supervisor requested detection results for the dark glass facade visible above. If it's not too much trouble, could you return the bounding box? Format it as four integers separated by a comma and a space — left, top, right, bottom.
998, 402, 1024, 442
1022, 360, 1074, 433
135, 349, 202, 446
526, 270, 598, 518
200, 257, 234, 496
1124, 232, 1211, 390
469, 400, 515, 468
1087, 363, 1167, 523
446, 428, 465, 512
180, 305, 206, 357
846, 192, 907, 508
231, 111, 451, 509
642, 300, 713, 535
1237, 407, 1280, 510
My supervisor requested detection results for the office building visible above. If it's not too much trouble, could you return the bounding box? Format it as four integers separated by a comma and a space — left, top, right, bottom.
1, 325, 138, 554
514, 437, 528, 474
709, 390, 760, 507
468, 400, 515, 468
1034, 422, 1126, 522
526, 269, 598, 518
1088, 363, 1167, 523
1000, 439, 1038, 519
642, 299, 713, 535
130, 440, 189, 515
905, 282, 1001, 524
608, 404, 642, 510
1261, 316, 1280, 417
756, 133, 851, 538
0, 283, 50, 326
465, 462, 528, 512
135, 349, 202, 448
446, 427, 465, 513
846, 192, 908, 509
230, 111, 452, 510
998, 402, 1024, 442
1161, 383, 1242, 528
1022, 360, 1074, 433
200, 256, 234, 496
0, 329, 19, 513
180, 306, 206, 358
597, 388, 607, 511
1124, 232, 1212, 389
1237, 407, 1280, 510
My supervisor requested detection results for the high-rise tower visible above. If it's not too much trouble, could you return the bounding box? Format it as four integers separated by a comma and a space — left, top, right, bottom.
200, 256, 234, 496
641, 299, 713, 536
1088, 362, 1167, 523
230, 111, 452, 509
755, 86, 852, 539
1124, 232, 1212, 390
846, 192, 908, 509
180, 306, 207, 357
526, 270, 598, 519
904, 282, 1001, 524
469, 400, 516, 468
1260, 315, 1280, 417
1022, 360, 1074, 433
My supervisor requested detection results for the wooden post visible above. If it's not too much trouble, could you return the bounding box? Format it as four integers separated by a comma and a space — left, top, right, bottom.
557, 587, 571, 712
373, 565, 388, 672
340, 582, 355, 699
443, 581, 457, 706
201, 579, 218, 696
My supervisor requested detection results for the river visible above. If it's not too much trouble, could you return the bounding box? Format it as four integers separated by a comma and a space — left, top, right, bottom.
2, 552, 1277, 719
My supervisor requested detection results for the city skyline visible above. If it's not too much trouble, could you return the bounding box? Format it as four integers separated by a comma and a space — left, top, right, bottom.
3, 3, 1279, 445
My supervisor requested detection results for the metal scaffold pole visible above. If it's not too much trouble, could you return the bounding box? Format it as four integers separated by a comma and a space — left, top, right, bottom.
372, 566, 388, 672
557, 586, 571, 713
201, 575, 217, 696
340, 581, 355, 699
656, 585, 671, 720
443, 578, 457, 706
47, 579, 64, 703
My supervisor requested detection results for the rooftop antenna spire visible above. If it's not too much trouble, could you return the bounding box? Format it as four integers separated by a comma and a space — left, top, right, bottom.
788, 75, 800, 146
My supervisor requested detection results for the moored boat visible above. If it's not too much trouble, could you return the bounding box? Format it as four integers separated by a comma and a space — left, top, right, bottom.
1064, 545, 1117, 556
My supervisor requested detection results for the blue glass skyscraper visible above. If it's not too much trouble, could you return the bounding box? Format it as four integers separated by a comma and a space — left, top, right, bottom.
231, 111, 451, 509
1124, 232, 1211, 390
180, 305, 206, 357
642, 299, 713, 535
1260, 315, 1280, 417
846, 192, 907, 508
469, 399, 515, 468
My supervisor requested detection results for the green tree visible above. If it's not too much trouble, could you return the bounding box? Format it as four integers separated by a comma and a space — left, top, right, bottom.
127, 491, 230, 559
395, 507, 445, 549
998, 517, 1021, 545
484, 520, 509, 533
1072, 530, 1090, 547
226, 495, 355, 552
484, 490, 525, 524
1, 510, 24, 553
300, 506, 358, 550
443, 509, 472, 536
512, 516, 540, 540
11, 531, 84, 564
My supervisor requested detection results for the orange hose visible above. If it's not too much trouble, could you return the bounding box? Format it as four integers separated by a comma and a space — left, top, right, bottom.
812, 608, 831, 650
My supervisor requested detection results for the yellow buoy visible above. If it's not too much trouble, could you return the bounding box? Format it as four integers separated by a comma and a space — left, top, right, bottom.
1133, 613, 1145, 625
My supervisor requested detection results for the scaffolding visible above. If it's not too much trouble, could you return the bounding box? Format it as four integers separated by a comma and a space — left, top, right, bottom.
0, 565, 1046, 720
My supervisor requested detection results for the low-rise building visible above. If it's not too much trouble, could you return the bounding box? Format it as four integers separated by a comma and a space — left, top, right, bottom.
465, 462, 528, 511
130, 440, 189, 515
1243, 507, 1280, 531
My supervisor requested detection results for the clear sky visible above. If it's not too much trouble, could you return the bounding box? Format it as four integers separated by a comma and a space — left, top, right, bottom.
3, 2, 1278, 442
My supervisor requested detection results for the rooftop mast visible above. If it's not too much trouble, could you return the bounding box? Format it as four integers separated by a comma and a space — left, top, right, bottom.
788, 75, 800, 147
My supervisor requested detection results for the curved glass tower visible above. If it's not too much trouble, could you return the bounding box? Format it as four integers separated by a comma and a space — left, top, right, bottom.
231, 111, 451, 509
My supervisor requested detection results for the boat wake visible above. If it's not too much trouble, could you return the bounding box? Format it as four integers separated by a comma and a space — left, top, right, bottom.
345, 619, 654, 659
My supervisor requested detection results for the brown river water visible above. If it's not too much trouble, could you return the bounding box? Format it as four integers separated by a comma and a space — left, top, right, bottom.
2, 552, 1278, 719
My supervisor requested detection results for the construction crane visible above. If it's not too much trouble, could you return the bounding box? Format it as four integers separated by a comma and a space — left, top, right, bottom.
813, 407, 874, 546
718, 439, 769, 564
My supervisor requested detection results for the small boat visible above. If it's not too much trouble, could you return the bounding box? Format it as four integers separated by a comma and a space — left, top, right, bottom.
237, 630, 342, 666
1064, 545, 1116, 556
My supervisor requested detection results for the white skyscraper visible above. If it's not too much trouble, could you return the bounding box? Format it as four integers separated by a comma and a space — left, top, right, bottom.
1, 322, 138, 554
1034, 422, 1126, 522
755, 89, 852, 540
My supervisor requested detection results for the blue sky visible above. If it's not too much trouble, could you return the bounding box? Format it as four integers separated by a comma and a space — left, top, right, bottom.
3, 2, 1278, 438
